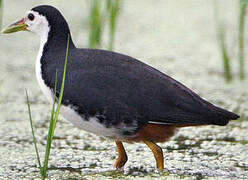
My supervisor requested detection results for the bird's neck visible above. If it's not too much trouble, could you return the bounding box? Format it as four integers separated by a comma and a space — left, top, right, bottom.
36, 27, 75, 86
35, 28, 75, 99
44, 31, 75, 52
38, 22, 75, 57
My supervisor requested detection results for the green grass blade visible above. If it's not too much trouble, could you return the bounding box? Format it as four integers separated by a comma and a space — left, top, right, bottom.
238, 0, 248, 80
88, 0, 121, 50
89, 0, 103, 48
219, 28, 232, 82
213, 1, 232, 82
25, 90, 42, 176
241, 0, 248, 6
53, 35, 69, 125
106, 0, 121, 51
41, 73, 58, 178
50, 71, 58, 122
0, 0, 3, 29
42, 35, 70, 178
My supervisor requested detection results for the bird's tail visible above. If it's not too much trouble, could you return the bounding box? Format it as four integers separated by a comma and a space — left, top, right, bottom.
210, 105, 240, 126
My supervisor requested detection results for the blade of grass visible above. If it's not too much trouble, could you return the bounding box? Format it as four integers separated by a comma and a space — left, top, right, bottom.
0, 0, 3, 29
219, 27, 232, 82
213, 1, 232, 82
42, 35, 70, 178
89, 0, 104, 48
25, 90, 42, 175
88, 0, 121, 50
41, 72, 58, 178
50, 71, 58, 125
106, 0, 121, 51
238, 0, 248, 80
27, 68, 58, 180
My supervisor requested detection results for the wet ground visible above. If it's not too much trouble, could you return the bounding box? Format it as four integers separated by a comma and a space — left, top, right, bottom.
0, 0, 247, 179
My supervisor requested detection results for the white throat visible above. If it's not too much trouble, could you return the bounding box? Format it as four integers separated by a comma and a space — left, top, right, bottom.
35, 25, 53, 102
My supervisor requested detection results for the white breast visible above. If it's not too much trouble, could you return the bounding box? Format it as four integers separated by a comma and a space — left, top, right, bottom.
60, 105, 120, 138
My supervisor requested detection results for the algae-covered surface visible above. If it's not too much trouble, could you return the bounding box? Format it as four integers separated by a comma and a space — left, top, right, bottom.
0, 0, 248, 179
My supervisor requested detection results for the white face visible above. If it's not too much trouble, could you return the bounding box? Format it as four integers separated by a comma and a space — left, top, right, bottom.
25, 10, 50, 37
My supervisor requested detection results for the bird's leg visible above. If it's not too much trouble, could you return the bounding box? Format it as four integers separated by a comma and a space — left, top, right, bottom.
144, 140, 164, 171
113, 141, 128, 169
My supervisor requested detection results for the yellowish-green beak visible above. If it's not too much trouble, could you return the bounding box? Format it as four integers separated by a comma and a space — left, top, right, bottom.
1, 18, 27, 34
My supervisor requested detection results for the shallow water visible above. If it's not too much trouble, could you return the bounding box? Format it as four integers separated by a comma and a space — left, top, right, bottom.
0, 0, 247, 179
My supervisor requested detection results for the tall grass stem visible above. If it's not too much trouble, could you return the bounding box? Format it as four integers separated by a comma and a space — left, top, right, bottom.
42, 35, 70, 178
89, 0, 104, 48
238, 0, 248, 80
25, 90, 42, 175
219, 28, 232, 82
26, 36, 70, 179
0, 0, 3, 29
41, 72, 58, 178
88, 0, 121, 50
214, 1, 232, 82
106, 0, 121, 51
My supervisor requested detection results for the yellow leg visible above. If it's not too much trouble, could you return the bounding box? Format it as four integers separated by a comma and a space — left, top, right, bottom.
144, 140, 164, 171
113, 141, 128, 169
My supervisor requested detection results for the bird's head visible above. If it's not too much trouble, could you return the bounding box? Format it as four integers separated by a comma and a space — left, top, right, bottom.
1, 5, 70, 39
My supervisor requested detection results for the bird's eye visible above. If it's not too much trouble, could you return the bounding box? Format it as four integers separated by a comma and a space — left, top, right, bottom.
28, 13, 35, 21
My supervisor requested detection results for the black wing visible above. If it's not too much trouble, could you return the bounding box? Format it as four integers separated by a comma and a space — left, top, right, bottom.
44, 48, 239, 131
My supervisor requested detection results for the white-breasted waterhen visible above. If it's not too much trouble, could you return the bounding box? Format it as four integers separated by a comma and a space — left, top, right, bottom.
1, 5, 239, 171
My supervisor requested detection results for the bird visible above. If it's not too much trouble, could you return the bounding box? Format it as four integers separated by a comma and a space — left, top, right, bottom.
1, 5, 239, 171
